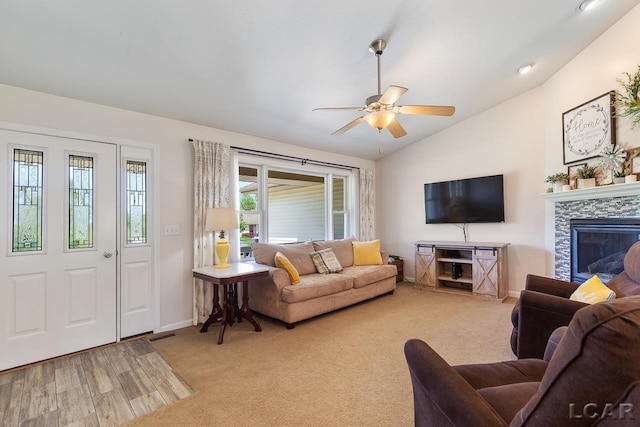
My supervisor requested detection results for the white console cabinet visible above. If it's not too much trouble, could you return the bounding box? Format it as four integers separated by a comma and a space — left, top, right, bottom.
414, 241, 509, 301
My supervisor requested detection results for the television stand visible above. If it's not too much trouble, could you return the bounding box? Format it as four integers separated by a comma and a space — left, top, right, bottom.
414, 241, 509, 301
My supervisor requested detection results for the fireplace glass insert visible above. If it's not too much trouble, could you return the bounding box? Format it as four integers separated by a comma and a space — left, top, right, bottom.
570, 218, 640, 283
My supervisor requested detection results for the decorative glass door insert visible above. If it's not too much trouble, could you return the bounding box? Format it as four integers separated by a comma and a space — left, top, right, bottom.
126, 160, 147, 245
12, 148, 44, 253
68, 154, 94, 249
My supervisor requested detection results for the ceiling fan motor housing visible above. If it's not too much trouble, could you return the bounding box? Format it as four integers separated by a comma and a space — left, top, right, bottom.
366, 94, 383, 109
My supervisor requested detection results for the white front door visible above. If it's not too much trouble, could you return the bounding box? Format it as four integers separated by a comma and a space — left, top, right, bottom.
120, 146, 155, 338
0, 129, 117, 371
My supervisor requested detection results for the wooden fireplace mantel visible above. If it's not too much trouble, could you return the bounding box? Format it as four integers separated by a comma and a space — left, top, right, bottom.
540, 181, 640, 202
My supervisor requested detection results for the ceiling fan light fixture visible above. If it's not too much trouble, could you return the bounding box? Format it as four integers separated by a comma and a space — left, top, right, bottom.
365, 110, 395, 130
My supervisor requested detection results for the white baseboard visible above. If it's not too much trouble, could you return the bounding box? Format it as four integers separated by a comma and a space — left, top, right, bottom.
157, 320, 193, 333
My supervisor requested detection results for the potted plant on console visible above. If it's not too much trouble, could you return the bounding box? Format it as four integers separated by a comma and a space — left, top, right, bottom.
576, 164, 597, 189
545, 172, 569, 192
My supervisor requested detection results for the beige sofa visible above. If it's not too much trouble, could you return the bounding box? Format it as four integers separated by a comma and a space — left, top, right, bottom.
248, 237, 397, 328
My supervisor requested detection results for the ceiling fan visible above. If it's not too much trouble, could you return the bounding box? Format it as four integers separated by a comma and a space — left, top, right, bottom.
313, 39, 455, 138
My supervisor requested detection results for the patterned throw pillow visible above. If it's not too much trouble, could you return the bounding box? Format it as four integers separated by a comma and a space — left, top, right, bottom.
310, 248, 343, 274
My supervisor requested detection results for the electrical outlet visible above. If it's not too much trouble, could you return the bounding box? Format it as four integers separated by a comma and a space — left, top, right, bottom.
164, 225, 180, 236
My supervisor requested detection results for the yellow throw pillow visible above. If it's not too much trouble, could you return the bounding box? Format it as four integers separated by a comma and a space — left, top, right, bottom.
569, 275, 616, 304
275, 251, 300, 284
352, 240, 383, 266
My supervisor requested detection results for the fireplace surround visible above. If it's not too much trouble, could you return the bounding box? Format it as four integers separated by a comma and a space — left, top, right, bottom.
543, 183, 640, 282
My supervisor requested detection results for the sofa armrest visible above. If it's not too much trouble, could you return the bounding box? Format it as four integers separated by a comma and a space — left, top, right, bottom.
404, 339, 508, 427
516, 290, 587, 359
525, 274, 579, 298
380, 251, 389, 264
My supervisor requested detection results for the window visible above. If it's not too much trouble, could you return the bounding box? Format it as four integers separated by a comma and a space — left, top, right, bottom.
333, 177, 345, 240
12, 149, 44, 252
237, 158, 352, 259
125, 160, 147, 245
268, 170, 325, 243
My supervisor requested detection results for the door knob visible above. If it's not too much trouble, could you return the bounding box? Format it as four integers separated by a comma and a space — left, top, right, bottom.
103, 251, 113, 258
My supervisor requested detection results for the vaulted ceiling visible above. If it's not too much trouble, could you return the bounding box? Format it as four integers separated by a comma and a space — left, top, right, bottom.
1, 1, 638, 159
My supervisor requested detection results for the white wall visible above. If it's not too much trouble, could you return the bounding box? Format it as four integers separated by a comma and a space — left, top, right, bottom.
542, 4, 640, 270
377, 87, 547, 295
0, 84, 375, 331
377, 3, 640, 293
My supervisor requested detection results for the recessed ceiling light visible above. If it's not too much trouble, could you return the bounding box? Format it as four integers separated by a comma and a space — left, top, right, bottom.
579, 0, 602, 11
518, 63, 534, 75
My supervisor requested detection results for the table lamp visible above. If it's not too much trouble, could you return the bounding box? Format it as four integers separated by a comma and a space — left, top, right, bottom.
205, 207, 239, 268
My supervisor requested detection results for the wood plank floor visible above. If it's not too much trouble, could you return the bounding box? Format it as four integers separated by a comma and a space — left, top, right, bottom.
0, 338, 193, 426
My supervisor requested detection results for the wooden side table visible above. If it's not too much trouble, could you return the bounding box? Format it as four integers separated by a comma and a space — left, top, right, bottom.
193, 263, 269, 344
389, 258, 404, 283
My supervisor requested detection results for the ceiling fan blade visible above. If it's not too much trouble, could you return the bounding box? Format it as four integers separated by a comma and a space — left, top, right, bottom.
379, 85, 408, 105
332, 115, 366, 136
397, 105, 455, 116
386, 117, 407, 138
313, 107, 365, 112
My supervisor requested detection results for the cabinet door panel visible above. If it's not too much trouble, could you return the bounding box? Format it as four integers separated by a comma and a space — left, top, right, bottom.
472, 250, 499, 296
415, 246, 436, 287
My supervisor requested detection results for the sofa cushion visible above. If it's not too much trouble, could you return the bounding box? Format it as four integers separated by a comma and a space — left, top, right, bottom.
312, 237, 356, 267
352, 240, 383, 266
339, 265, 397, 289
252, 241, 317, 275
275, 252, 300, 284
477, 382, 540, 425
310, 248, 343, 274
281, 273, 353, 304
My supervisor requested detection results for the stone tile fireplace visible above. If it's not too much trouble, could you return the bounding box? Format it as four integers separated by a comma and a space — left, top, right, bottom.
544, 183, 640, 282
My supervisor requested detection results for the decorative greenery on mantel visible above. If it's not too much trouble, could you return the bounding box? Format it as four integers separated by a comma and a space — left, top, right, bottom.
575, 164, 597, 179
545, 172, 569, 183
616, 65, 640, 128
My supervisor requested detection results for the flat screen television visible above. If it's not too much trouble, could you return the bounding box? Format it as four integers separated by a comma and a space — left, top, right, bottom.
424, 174, 505, 224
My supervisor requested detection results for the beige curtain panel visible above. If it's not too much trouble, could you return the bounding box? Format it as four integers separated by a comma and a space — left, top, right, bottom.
192, 139, 231, 325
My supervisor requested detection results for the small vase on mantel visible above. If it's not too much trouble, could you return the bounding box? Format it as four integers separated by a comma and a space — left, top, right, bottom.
553, 181, 567, 192
578, 178, 596, 189
626, 174, 638, 183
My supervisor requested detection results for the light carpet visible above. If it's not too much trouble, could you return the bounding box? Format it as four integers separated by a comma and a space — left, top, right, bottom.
126, 283, 517, 427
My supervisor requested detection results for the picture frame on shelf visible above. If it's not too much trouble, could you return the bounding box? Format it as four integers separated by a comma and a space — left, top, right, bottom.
562, 91, 616, 165
634, 157, 640, 175
567, 162, 586, 188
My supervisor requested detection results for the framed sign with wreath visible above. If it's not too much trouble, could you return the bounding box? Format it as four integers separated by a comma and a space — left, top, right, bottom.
562, 91, 616, 165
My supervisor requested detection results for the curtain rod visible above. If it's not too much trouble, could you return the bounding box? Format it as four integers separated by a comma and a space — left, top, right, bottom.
188, 138, 359, 171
